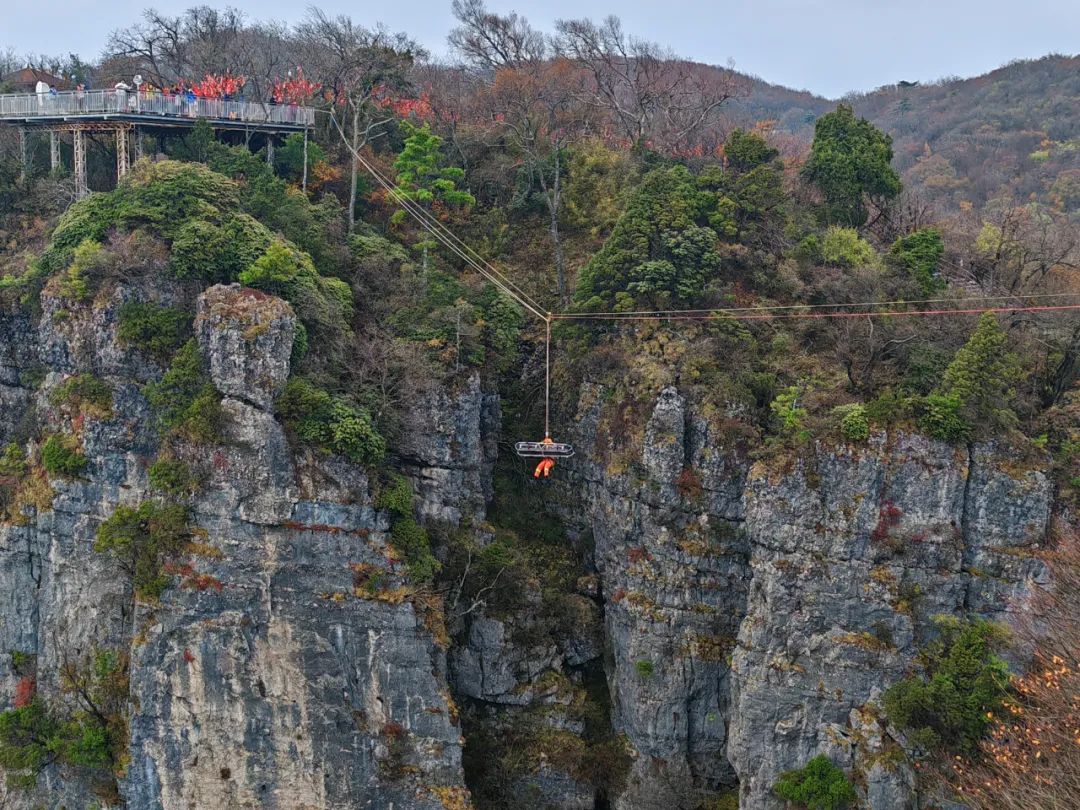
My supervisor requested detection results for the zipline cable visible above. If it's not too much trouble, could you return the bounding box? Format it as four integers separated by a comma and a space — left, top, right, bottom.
326, 111, 542, 315
550, 303, 1080, 322
545, 316, 551, 439
318, 108, 1080, 450
555, 291, 1080, 318
322, 109, 1080, 326
324, 110, 549, 321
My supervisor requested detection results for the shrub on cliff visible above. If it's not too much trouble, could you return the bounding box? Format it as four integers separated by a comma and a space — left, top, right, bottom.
116, 302, 191, 361
168, 213, 270, 282
147, 458, 197, 495
53, 238, 107, 300
275, 378, 386, 464
819, 226, 878, 268
833, 403, 870, 441
889, 228, 945, 294
39, 160, 239, 275
388, 269, 523, 372
573, 165, 723, 311
920, 392, 970, 442
0, 649, 128, 794
375, 475, 438, 583
922, 313, 1020, 441
143, 340, 223, 443
49, 374, 113, 419
770, 385, 810, 441
773, 754, 858, 809
94, 501, 189, 599
0, 443, 27, 477
883, 617, 1011, 754
38, 160, 350, 360
41, 434, 88, 477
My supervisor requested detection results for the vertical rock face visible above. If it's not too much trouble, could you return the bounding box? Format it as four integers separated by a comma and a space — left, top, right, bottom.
396, 372, 500, 525
0, 283, 470, 810
563, 384, 1052, 810
0, 268, 1059, 810
561, 385, 752, 809
195, 284, 296, 411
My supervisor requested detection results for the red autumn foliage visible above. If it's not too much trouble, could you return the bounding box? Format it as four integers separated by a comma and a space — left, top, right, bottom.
379, 91, 434, 121
382, 720, 406, 738
13, 676, 35, 708
871, 501, 903, 542
272, 69, 321, 104
676, 466, 704, 500
191, 73, 247, 99
184, 572, 224, 592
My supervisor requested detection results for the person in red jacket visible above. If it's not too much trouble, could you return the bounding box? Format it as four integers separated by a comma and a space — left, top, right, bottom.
533, 437, 556, 478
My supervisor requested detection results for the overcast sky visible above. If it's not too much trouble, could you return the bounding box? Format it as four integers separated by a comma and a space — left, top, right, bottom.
5, 0, 1079, 98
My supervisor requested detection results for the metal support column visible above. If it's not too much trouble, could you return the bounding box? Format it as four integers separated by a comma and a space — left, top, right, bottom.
19, 128, 30, 183
134, 126, 145, 163
73, 127, 87, 199
301, 128, 308, 194
116, 126, 129, 179
49, 130, 60, 172
266, 136, 274, 166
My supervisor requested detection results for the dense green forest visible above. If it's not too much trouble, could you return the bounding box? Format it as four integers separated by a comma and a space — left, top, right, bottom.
1, 4, 1079, 808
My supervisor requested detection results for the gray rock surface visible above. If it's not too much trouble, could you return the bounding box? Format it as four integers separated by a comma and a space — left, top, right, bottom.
558, 384, 1051, 810
558, 385, 751, 810
0, 265, 1058, 810
195, 284, 295, 410
396, 372, 499, 525
0, 279, 470, 810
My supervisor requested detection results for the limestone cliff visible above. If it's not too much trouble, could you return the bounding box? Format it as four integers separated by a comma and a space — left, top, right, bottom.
553, 383, 1050, 810
0, 277, 1058, 810
0, 282, 480, 809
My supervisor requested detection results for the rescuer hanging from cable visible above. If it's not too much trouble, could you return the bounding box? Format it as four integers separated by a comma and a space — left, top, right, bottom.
534, 437, 556, 478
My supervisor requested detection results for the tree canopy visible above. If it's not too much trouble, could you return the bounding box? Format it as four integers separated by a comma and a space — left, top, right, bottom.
801, 104, 901, 227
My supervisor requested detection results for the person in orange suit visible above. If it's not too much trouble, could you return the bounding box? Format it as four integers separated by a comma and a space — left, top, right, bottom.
533, 436, 556, 478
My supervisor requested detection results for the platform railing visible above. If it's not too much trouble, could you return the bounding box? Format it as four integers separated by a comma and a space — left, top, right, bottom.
0, 89, 314, 126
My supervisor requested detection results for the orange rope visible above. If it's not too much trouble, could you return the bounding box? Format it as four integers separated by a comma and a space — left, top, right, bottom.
555, 292, 1080, 318
550, 303, 1080, 322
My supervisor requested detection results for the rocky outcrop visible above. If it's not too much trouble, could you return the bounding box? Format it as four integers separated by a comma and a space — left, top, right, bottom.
195, 284, 295, 411
729, 433, 1049, 809
447, 566, 607, 809
561, 384, 1052, 810
0, 267, 1059, 810
559, 385, 752, 809
0, 282, 470, 810
396, 373, 499, 525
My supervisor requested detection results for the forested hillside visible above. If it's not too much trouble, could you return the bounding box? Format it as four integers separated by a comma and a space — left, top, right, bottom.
0, 4, 1078, 810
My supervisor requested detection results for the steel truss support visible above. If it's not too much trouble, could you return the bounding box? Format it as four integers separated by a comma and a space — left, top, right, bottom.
116, 126, 129, 179
134, 126, 145, 163
266, 136, 274, 166
49, 130, 60, 172
302, 128, 308, 194
19, 128, 30, 183
73, 128, 87, 199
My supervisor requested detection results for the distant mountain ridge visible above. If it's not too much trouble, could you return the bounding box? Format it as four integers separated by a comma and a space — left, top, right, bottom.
726, 53, 1080, 212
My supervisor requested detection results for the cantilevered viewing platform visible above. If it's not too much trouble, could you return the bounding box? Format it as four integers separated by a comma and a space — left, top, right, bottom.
0, 89, 315, 130
1, 89, 315, 197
